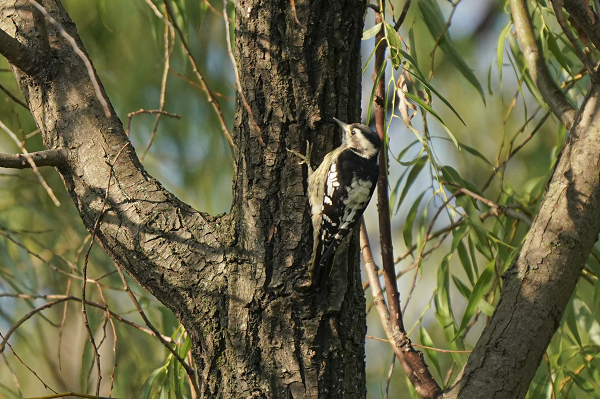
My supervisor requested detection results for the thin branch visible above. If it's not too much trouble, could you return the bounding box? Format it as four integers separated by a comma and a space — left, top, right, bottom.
360, 222, 442, 398
0, 331, 57, 394
80, 145, 130, 396
0, 82, 28, 109
509, 0, 577, 129
0, 119, 61, 205
162, 0, 235, 151
373, 11, 403, 334
393, 0, 413, 31
481, 109, 551, 192
0, 28, 40, 75
366, 335, 472, 353
0, 148, 66, 169
27, 0, 111, 118
126, 109, 182, 136
0, 294, 175, 351
141, 16, 172, 161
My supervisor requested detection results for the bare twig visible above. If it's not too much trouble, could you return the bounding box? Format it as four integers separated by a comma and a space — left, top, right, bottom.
126, 109, 181, 136
141, 21, 172, 161
162, 0, 235, 151
0, 331, 58, 394
80, 144, 130, 396
0, 293, 175, 342
393, 0, 413, 31
481, 109, 551, 192
366, 335, 472, 353
27, 0, 111, 117
0, 82, 28, 109
0, 119, 61, 206
430, 0, 462, 72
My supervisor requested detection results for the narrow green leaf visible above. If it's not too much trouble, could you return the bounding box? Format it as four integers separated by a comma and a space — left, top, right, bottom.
546, 30, 573, 77
455, 259, 495, 340
408, 28, 419, 69
402, 91, 459, 150
457, 195, 493, 260
403, 191, 427, 249
362, 22, 382, 41
487, 63, 493, 96
390, 168, 410, 214
435, 254, 468, 365
565, 369, 596, 393
419, 327, 442, 380
451, 223, 469, 253
384, 22, 403, 69
457, 241, 475, 285
402, 62, 466, 125
396, 156, 428, 213
564, 300, 582, 347
141, 367, 167, 399
496, 22, 511, 84
452, 274, 472, 299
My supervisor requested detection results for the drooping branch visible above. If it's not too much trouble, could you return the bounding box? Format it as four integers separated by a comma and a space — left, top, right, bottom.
510, 0, 577, 128
0, 148, 66, 169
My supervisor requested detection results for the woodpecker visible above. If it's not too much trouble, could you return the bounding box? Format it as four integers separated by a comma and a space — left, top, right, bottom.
308, 117, 380, 290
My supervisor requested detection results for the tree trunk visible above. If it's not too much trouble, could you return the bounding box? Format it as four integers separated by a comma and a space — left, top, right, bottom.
0, 0, 368, 397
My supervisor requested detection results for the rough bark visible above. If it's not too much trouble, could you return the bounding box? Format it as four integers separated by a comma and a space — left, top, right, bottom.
0, 0, 368, 397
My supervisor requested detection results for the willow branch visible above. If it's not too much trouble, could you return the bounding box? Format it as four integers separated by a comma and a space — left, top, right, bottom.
360, 222, 442, 399
509, 0, 577, 128
374, 11, 403, 334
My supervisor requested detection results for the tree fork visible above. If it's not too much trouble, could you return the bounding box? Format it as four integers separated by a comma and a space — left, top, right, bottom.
0, 0, 371, 397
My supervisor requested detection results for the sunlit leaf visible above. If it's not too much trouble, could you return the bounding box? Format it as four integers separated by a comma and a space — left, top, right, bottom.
496, 22, 512, 84
396, 156, 428, 214
362, 22, 382, 41
403, 191, 427, 249
455, 259, 495, 340
384, 22, 403, 69
419, 326, 442, 381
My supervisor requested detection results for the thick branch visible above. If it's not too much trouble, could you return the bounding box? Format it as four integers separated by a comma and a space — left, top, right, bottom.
510, 0, 577, 128
0, 148, 66, 169
0, 27, 40, 75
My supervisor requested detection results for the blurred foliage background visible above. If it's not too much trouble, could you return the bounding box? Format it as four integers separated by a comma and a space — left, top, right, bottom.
0, 0, 598, 398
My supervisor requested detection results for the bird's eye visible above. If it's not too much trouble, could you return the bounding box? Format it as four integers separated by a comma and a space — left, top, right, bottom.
351, 129, 358, 136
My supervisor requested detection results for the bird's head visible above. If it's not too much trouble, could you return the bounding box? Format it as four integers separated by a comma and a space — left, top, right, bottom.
333, 117, 381, 159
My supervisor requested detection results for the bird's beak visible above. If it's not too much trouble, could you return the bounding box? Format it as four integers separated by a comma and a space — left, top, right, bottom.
333, 117, 350, 131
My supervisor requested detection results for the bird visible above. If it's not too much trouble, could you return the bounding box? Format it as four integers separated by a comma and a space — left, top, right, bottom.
307, 117, 380, 290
